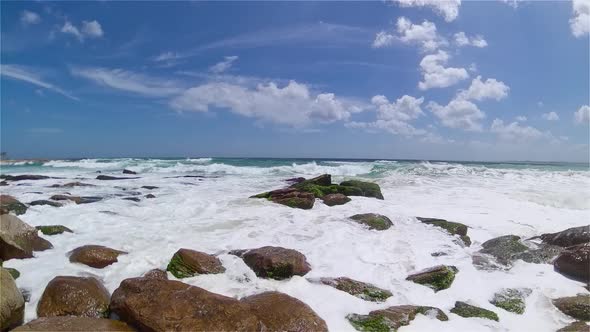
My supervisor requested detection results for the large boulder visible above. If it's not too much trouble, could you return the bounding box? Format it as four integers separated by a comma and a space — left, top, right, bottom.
0, 268, 25, 331
0, 195, 27, 215
479, 235, 528, 265
347, 305, 448, 331
69, 245, 127, 268
540, 225, 590, 247
0, 214, 53, 260
321, 193, 351, 206
418, 217, 471, 246
406, 265, 458, 292
36, 225, 73, 236
231, 246, 311, 280
553, 295, 590, 321
450, 301, 499, 321
110, 277, 261, 331
339, 180, 384, 200
242, 291, 328, 331
554, 243, 590, 282
350, 213, 393, 231
143, 269, 168, 280
13, 317, 135, 331
489, 288, 532, 314
313, 277, 392, 302
166, 249, 225, 278
252, 188, 315, 210
37, 276, 110, 318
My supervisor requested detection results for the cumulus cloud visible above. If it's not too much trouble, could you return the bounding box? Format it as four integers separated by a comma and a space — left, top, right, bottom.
428, 98, 485, 131
1, 64, 78, 101
209, 56, 239, 74
570, 0, 590, 38
373, 17, 447, 52
491, 119, 543, 142
542, 111, 559, 121
394, 0, 461, 22
418, 50, 469, 90
61, 20, 103, 41
453, 32, 487, 48
20, 10, 41, 25
575, 105, 590, 124
372, 31, 396, 48
516, 115, 527, 121
457, 76, 510, 101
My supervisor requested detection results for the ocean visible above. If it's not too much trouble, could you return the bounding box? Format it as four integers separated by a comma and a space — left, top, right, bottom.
2, 158, 589, 331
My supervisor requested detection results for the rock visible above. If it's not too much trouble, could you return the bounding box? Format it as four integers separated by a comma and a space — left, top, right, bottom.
350, 213, 393, 231
314, 277, 392, 302
69, 245, 127, 268
554, 243, 590, 282
321, 193, 351, 206
145, 194, 156, 199
96, 175, 139, 180
166, 249, 225, 278
540, 225, 590, 247
242, 291, 328, 331
339, 180, 384, 200
553, 295, 590, 321
141, 186, 158, 190
231, 246, 311, 280
512, 244, 563, 264
450, 301, 499, 321
50, 195, 102, 204
285, 177, 306, 184
418, 217, 471, 246
0, 268, 25, 331
557, 321, 590, 332
490, 288, 532, 314
122, 197, 140, 202
110, 277, 262, 331
252, 188, 315, 209
406, 265, 458, 292
347, 305, 448, 331
0, 181, 8, 186
143, 269, 168, 280
1, 174, 50, 181
29, 200, 63, 207
36, 225, 73, 235
12, 317, 135, 331
0, 214, 53, 260
49, 182, 94, 188
37, 276, 110, 318
122, 169, 137, 175
0, 195, 27, 215
431, 251, 448, 257
479, 235, 529, 265
5, 267, 20, 280
304, 174, 332, 186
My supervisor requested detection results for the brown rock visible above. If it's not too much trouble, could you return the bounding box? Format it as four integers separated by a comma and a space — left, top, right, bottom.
37, 276, 110, 318
557, 321, 590, 332
0, 268, 25, 331
347, 305, 448, 331
110, 277, 261, 331
166, 249, 225, 278
69, 245, 127, 268
321, 193, 351, 206
540, 225, 590, 247
143, 269, 168, 280
232, 246, 311, 280
0, 195, 28, 215
242, 291, 328, 332
554, 243, 590, 282
0, 214, 53, 260
553, 295, 590, 321
13, 317, 135, 331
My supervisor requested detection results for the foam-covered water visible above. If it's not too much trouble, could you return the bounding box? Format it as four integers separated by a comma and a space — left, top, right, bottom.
1, 158, 589, 331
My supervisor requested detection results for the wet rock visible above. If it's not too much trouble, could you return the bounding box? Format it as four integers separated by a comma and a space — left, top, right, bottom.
540, 225, 590, 247
110, 277, 261, 331
242, 291, 328, 331
0, 214, 53, 260
36, 225, 73, 236
0, 181, 8, 186
96, 175, 139, 180
418, 217, 471, 246
20, 288, 31, 302
350, 213, 393, 231
122, 197, 140, 202
406, 265, 458, 292
145, 194, 156, 199
231, 246, 311, 280
554, 243, 590, 282
339, 180, 384, 200
557, 321, 590, 332
12, 317, 135, 331
252, 188, 315, 209
553, 295, 590, 321
50, 195, 102, 204
490, 288, 531, 314
122, 169, 137, 175
479, 235, 528, 265
49, 182, 94, 188
5, 267, 20, 280
0, 268, 25, 331
37, 276, 110, 318
450, 301, 499, 321
166, 249, 225, 278
314, 277, 392, 302
29, 200, 63, 207
347, 305, 448, 331
69, 245, 127, 268
284, 177, 305, 184
0, 195, 27, 215
141, 185, 158, 190
431, 251, 449, 257
143, 269, 168, 280
1, 174, 50, 181
321, 193, 351, 206
512, 243, 563, 264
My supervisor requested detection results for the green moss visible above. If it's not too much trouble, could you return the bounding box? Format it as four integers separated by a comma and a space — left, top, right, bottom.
362, 288, 392, 302
166, 253, 195, 279
494, 299, 525, 314
347, 314, 390, 332
451, 301, 499, 321
1, 202, 27, 215
340, 180, 384, 199
5, 267, 20, 280
416, 307, 449, 321
460, 235, 472, 247
407, 266, 457, 292
350, 214, 393, 231
265, 263, 293, 280
490, 289, 530, 314
35, 225, 73, 235
250, 192, 270, 199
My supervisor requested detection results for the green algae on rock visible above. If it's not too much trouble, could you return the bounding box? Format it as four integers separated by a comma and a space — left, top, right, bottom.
450, 301, 499, 321
36, 225, 73, 236
350, 213, 393, 231
5, 267, 20, 280
490, 288, 531, 314
166, 248, 225, 279
553, 294, 590, 321
0, 195, 27, 215
417, 217, 471, 246
315, 277, 392, 302
406, 265, 458, 292
347, 305, 448, 332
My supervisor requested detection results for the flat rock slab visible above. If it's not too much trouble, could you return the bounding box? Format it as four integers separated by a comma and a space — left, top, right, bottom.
406, 265, 458, 292
166, 248, 225, 278
350, 213, 393, 230
347, 305, 448, 331
1, 175, 50, 181
29, 200, 63, 207
37, 276, 110, 318
553, 295, 590, 321
314, 277, 392, 302
13, 317, 135, 331
36, 225, 73, 236
69, 245, 127, 268
450, 301, 499, 321
231, 246, 311, 280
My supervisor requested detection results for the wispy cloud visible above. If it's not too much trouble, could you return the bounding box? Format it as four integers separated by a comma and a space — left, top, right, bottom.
0, 64, 79, 101
61, 20, 104, 41
21, 10, 41, 26
209, 56, 238, 74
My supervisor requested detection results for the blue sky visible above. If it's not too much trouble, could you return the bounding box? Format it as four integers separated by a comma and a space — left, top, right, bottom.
1, 1, 589, 161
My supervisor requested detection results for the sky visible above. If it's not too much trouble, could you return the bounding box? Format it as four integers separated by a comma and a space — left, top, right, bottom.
1, 0, 589, 162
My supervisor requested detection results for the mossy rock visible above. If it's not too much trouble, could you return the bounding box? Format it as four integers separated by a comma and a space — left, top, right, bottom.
317, 277, 392, 302
166, 249, 225, 279
557, 321, 590, 331
553, 295, 590, 321
450, 301, 499, 321
35, 225, 73, 236
417, 217, 471, 246
347, 305, 448, 332
479, 235, 529, 265
5, 267, 20, 280
0, 195, 27, 215
406, 265, 458, 292
490, 288, 531, 314
350, 214, 393, 231
340, 180, 384, 200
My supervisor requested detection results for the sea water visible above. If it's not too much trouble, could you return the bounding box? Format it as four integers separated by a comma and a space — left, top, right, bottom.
1, 158, 589, 331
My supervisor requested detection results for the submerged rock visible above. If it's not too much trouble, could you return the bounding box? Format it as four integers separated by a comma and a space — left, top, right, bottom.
554, 243, 590, 282
0, 268, 25, 331
141, 185, 158, 190
418, 217, 471, 246
29, 200, 63, 207
314, 277, 392, 302
231, 246, 311, 280
122, 197, 140, 202
347, 305, 448, 332
450, 301, 499, 321
1, 174, 50, 181
321, 193, 351, 206
143, 269, 168, 280
406, 265, 458, 292
475, 235, 562, 269
166, 249, 225, 278
36, 225, 73, 236
37, 276, 110, 318
553, 295, 590, 321
539, 225, 590, 247
96, 175, 139, 180
242, 291, 328, 331
50, 195, 102, 204
490, 288, 532, 314
145, 194, 156, 199
350, 213, 393, 230
49, 182, 95, 188
69, 245, 127, 268
13, 317, 134, 331
0, 214, 53, 260
122, 169, 137, 175
0, 195, 27, 215
479, 235, 528, 265
252, 188, 315, 209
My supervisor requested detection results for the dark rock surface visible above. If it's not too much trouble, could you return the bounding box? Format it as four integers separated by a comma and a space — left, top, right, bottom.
13, 317, 135, 331
231, 246, 311, 280
37, 276, 110, 318
554, 243, 590, 282
166, 248, 225, 278
406, 265, 458, 292
553, 295, 590, 321
450, 301, 499, 321
69, 245, 127, 268
540, 225, 590, 247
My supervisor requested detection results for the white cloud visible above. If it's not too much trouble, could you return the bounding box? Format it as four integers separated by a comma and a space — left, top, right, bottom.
372, 31, 396, 48
491, 119, 543, 142
20, 10, 41, 25
81, 20, 103, 38
428, 98, 485, 131
372, 94, 424, 122
457, 76, 510, 101
152, 52, 181, 62
394, 0, 461, 22
516, 115, 527, 121
61, 21, 82, 41
372, 17, 446, 52
418, 50, 469, 90
453, 32, 487, 48
570, 0, 590, 38
0, 64, 78, 101
542, 111, 559, 121
575, 105, 590, 124
209, 56, 239, 74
